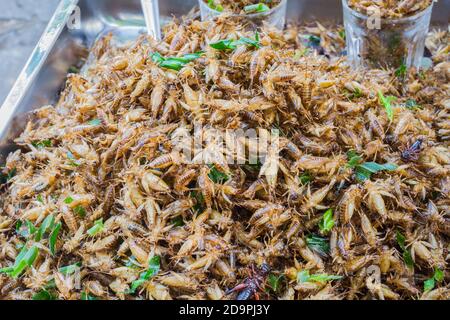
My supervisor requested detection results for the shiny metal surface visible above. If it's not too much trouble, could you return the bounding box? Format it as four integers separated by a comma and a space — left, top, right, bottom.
141, 0, 162, 39
0, 0, 448, 163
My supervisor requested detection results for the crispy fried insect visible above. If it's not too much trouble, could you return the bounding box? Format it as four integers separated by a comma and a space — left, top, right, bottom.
299, 80, 312, 108
148, 152, 180, 169
198, 166, 214, 208
400, 138, 424, 162
226, 263, 270, 300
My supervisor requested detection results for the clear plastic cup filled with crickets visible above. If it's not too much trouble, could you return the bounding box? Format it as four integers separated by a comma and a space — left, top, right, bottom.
199, 0, 287, 30
342, 0, 434, 70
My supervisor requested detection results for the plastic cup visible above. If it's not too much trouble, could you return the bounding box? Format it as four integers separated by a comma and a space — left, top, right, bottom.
342, 0, 433, 70
199, 0, 287, 30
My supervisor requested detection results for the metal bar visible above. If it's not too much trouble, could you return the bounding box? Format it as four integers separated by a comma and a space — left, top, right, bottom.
141, 0, 161, 40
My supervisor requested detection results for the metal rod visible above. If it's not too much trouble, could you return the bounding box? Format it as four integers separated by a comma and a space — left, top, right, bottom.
141, 0, 161, 40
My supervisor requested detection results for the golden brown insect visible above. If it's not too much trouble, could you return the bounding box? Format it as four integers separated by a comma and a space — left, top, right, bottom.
197, 166, 214, 208
174, 168, 197, 192
359, 212, 378, 247
87, 235, 117, 253
285, 218, 302, 240
160, 272, 199, 290
141, 171, 170, 193
150, 82, 166, 119
63, 224, 86, 253
338, 185, 362, 223
229, 45, 248, 66
161, 199, 194, 218
61, 206, 78, 234
148, 152, 180, 169
169, 26, 186, 52
131, 72, 151, 101
301, 178, 336, 212
366, 109, 385, 139
364, 180, 396, 220
300, 80, 312, 108
248, 203, 283, 224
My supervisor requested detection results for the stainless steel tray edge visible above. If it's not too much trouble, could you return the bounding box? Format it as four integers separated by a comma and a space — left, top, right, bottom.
0, 0, 79, 157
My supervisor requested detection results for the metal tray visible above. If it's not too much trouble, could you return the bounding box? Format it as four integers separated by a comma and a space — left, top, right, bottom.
0, 0, 448, 162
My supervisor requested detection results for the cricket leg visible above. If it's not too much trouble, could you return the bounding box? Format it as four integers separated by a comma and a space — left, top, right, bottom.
225, 283, 248, 295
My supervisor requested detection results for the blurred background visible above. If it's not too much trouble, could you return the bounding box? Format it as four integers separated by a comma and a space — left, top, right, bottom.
0, 0, 58, 105
0, 0, 448, 106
